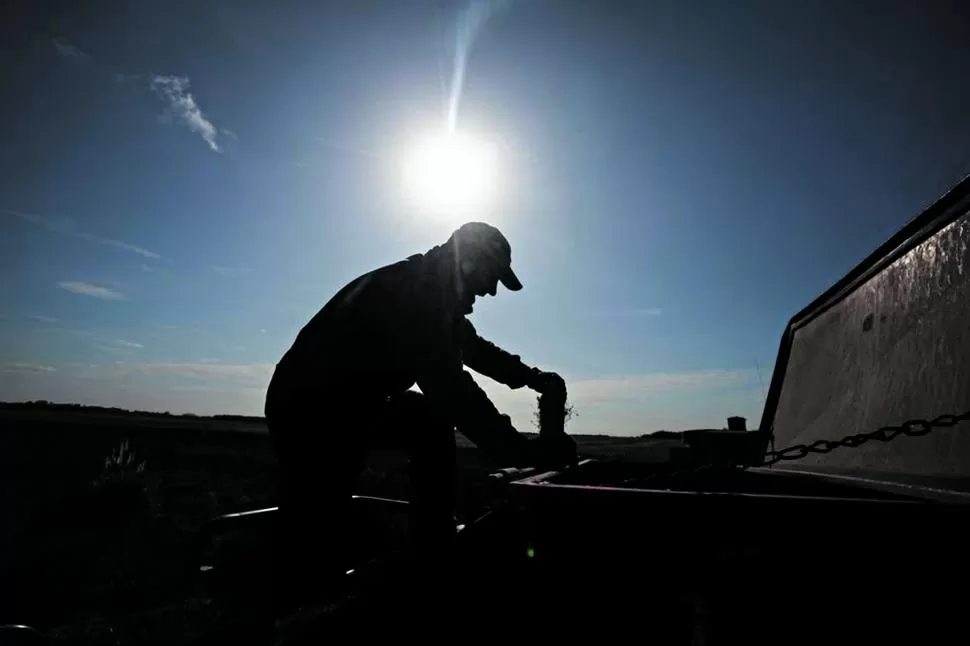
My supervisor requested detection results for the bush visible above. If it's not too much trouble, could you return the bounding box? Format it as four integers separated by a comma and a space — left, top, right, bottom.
86, 439, 152, 523
92, 439, 146, 488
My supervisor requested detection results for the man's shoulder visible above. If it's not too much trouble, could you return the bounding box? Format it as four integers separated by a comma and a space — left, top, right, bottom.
368, 254, 431, 300
315, 252, 446, 328
329, 254, 423, 300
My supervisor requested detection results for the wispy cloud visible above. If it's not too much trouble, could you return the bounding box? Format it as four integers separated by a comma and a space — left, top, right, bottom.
52, 38, 89, 61
29, 315, 57, 324
3, 208, 160, 259
76, 232, 159, 258
0, 362, 56, 373
567, 370, 757, 404
48, 330, 144, 353
211, 265, 249, 278
48, 46, 227, 154
628, 307, 663, 317
314, 136, 381, 159
591, 306, 664, 318
115, 72, 142, 84
140, 264, 171, 276
106, 361, 274, 384
150, 76, 223, 152
39, 359, 271, 385
57, 281, 125, 301
93, 341, 143, 355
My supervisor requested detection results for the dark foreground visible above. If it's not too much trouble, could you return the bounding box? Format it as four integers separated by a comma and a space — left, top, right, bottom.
0, 408, 680, 644
4, 408, 968, 645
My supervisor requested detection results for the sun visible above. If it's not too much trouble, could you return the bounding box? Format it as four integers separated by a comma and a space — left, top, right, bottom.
402, 130, 498, 221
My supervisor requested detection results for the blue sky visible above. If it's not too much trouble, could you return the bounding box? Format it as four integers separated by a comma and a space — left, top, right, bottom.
2, 0, 969, 435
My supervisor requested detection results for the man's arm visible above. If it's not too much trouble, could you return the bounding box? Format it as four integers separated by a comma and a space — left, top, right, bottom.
416, 368, 534, 467
459, 319, 540, 389
413, 317, 533, 466
456, 321, 575, 465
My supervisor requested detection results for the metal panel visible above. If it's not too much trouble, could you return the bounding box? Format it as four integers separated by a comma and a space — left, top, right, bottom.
760, 175, 970, 478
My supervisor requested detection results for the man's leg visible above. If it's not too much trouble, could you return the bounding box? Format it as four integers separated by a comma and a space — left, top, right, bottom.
380, 390, 458, 561
268, 401, 366, 609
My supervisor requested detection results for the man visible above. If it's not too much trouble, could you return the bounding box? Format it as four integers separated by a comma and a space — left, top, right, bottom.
264, 221, 575, 602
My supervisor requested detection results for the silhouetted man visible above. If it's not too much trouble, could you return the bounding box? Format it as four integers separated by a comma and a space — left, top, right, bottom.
264, 222, 575, 601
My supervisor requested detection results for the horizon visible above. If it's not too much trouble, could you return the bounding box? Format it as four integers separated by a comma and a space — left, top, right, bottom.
4, 1, 970, 435
0, 399, 705, 437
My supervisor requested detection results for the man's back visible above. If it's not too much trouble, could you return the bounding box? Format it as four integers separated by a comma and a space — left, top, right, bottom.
271, 253, 458, 400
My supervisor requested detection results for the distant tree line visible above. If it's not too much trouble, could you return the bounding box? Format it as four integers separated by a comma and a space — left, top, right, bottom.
0, 400, 265, 423
641, 430, 681, 439
1, 400, 747, 438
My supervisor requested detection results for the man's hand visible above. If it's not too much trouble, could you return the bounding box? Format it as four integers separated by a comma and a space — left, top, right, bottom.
528, 368, 575, 469
527, 369, 566, 400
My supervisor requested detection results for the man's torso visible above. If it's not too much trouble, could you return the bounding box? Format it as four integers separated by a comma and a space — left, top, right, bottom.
269, 254, 465, 402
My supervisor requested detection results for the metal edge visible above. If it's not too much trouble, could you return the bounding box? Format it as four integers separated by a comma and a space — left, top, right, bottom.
506, 476, 940, 507
197, 495, 410, 544
510, 459, 598, 485
748, 465, 970, 504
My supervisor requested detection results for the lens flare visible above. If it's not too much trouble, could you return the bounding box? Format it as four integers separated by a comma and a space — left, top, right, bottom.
444, 0, 512, 132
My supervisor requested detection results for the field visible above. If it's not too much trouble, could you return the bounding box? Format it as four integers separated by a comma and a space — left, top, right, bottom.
0, 406, 681, 645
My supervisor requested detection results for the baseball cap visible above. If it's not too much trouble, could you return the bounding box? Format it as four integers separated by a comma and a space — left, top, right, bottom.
450, 222, 523, 291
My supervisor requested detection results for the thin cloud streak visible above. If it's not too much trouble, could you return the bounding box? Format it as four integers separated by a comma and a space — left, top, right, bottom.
49, 330, 145, 352
57, 281, 125, 301
212, 265, 249, 278
314, 137, 382, 159
150, 76, 223, 152
1, 362, 56, 373
3, 208, 160, 259
52, 38, 89, 60
628, 307, 663, 317
568, 370, 758, 403
589, 306, 664, 318
77, 232, 160, 258
105, 361, 274, 384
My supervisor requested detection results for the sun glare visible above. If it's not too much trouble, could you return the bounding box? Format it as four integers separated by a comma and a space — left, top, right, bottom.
402, 130, 498, 220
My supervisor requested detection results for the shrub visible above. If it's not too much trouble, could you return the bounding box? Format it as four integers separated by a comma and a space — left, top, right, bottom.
92, 439, 146, 488
86, 439, 152, 523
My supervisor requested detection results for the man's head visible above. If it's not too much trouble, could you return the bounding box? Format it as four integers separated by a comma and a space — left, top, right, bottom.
446, 222, 522, 314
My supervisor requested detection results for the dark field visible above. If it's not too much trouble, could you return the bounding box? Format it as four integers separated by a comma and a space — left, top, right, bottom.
0, 408, 680, 644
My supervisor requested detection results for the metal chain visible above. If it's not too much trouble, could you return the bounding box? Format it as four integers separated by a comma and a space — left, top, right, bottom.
626, 410, 970, 486
758, 410, 970, 467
